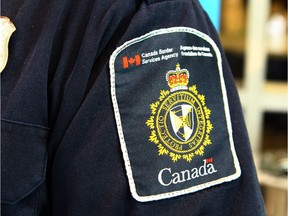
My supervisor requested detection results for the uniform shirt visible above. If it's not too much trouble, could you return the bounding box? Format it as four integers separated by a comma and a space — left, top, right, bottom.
1, 0, 266, 215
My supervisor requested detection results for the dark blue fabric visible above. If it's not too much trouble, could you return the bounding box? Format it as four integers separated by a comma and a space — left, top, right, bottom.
1, 119, 48, 204
1, 0, 266, 215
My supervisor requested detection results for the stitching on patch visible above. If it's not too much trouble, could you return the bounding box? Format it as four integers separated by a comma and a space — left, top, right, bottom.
109, 27, 241, 202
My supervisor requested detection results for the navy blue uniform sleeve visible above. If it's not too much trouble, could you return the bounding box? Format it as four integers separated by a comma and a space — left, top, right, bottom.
1, 0, 266, 215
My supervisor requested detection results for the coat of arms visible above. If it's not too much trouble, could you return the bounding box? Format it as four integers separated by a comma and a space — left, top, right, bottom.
146, 64, 213, 162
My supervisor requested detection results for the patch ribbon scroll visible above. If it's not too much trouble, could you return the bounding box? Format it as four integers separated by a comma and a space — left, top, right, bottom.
110, 27, 241, 202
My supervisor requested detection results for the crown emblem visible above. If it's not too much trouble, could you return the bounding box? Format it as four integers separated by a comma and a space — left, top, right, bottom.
166, 63, 189, 92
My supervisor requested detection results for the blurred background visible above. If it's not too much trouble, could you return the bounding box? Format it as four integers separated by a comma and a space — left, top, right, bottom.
200, 0, 287, 215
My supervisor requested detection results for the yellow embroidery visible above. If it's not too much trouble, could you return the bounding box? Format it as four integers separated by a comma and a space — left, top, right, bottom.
146, 64, 213, 162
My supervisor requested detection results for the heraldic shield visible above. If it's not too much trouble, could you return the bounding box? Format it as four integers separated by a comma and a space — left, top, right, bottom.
169, 104, 194, 142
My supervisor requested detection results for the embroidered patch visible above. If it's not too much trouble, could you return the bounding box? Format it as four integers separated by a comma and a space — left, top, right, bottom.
110, 27, 241, 202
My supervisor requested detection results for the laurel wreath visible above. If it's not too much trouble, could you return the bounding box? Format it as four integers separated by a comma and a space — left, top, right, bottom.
146, 85, 213, 163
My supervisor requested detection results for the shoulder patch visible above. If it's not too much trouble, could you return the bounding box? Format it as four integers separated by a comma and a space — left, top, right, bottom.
109, 27, 241, 202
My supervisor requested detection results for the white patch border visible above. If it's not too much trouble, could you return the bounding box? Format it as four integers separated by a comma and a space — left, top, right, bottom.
109, 27, 241, 202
